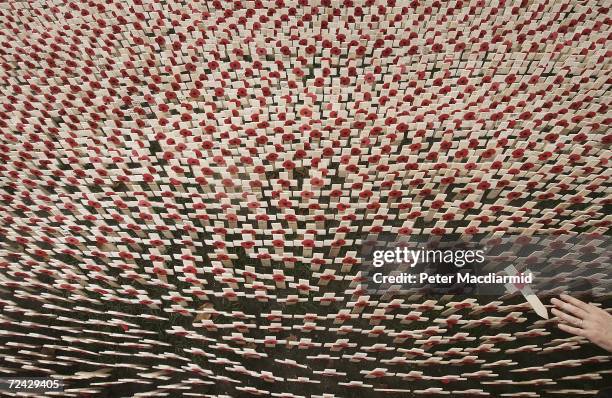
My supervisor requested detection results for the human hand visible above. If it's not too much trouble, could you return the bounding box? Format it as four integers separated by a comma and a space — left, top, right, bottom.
551, 294, 612, 352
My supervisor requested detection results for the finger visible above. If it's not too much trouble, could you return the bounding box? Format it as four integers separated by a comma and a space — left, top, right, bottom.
557, 322, 586, 337
589, 304, 609, 317
560, 294, 592, 312
551, 308, 583, 327
551, 298, 588, 319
